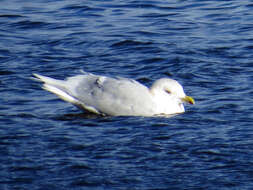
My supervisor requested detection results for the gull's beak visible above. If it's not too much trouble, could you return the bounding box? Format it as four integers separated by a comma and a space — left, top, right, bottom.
182, 96, 195, 105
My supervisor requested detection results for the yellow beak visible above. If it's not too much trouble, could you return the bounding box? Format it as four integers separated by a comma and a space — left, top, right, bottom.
182, 96, 195, 104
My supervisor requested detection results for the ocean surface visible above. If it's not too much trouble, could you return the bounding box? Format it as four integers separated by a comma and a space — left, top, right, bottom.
1, 0, 253, 189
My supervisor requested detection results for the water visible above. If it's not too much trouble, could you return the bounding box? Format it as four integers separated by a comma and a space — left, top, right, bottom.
1, 0, 253, 189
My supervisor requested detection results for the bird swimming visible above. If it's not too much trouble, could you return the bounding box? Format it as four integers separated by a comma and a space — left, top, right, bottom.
33, 72, 194, 116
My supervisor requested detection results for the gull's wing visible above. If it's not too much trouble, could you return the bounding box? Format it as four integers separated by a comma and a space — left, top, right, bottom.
68, 74, 156, 116
33, 73, 156, 116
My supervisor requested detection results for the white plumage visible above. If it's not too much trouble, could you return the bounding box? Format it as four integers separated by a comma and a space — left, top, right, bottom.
33, 72, 194, 116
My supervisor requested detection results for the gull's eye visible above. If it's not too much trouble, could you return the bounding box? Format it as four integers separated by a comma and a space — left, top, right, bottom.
165, 89, 171, 94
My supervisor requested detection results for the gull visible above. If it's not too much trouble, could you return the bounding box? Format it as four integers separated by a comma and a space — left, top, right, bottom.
33, 72, 194, 116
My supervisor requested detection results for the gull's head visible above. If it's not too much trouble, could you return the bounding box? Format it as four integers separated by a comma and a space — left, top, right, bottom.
150, 78, 195, 105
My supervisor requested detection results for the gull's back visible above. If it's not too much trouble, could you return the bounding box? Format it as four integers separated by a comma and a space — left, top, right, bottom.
67, 74, 156, 116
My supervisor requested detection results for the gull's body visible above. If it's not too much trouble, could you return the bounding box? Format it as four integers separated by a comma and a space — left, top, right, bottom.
33, 72, 194, 116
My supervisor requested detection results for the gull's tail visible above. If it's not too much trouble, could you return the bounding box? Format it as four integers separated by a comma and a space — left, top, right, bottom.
32, 73, 81, 107
32, 73, 101, 114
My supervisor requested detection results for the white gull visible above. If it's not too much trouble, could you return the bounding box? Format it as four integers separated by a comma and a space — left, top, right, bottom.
33, 72, 194, 116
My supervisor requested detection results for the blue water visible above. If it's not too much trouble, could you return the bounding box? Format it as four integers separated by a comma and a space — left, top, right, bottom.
1, 0, 253, 189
